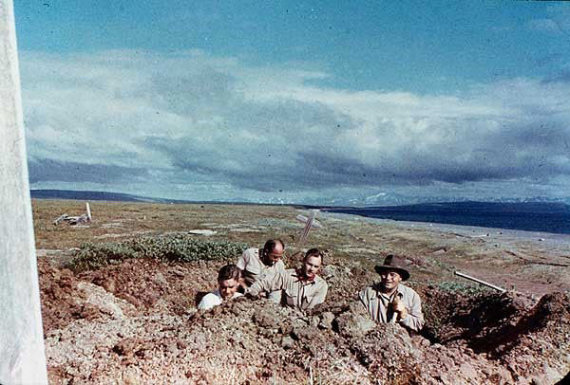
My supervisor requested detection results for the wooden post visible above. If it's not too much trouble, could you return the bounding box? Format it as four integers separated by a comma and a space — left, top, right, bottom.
0, 1, 49, 383
295, 210, 322, 249
454, 271, 507, 293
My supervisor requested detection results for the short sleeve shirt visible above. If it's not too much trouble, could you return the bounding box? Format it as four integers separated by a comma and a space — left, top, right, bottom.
248, 269, 328, 310
236, 247, 286, 286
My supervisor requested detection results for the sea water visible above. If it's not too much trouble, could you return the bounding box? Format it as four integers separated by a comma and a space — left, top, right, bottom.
325, 202, 570, 235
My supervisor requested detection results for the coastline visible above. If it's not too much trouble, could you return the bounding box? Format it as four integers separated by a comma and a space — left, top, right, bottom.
321, 210, 570, 248
320, 210, 570, 295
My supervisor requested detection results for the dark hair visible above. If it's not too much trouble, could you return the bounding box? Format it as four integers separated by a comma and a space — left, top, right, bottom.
262, 239, 285, 255
304, 248, 324, 264
217, 264, 242, 281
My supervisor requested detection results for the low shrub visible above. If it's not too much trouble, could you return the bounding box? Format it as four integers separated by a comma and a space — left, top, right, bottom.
69, 242, 137, 272
67, 235, 248, 272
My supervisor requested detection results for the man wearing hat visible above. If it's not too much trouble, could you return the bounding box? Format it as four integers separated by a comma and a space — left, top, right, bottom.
359, 254, 424, 332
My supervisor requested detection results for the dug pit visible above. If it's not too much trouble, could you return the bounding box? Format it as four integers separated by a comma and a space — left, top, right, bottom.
40, 258, 570, 385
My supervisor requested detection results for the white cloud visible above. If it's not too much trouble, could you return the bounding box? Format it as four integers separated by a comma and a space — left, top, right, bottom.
20, 50, 570, 203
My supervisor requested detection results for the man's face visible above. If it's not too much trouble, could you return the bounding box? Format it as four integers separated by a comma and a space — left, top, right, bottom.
263, 243, 284, 266
379, 270, 402, 292
219, 278, 239, 299
302, 255, 322, 281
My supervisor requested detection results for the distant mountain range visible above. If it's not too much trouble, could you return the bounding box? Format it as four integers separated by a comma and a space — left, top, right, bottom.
29, 189, 317, 207
31, 189, 178, 203
31, 189, 570, 209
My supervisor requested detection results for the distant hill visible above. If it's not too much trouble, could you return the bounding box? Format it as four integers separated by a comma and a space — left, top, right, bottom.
30, 189, 165, 203
29, 189, 318, 208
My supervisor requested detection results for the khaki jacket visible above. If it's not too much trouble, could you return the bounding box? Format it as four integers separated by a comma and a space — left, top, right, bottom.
359, 283, 424, 332
236, 247, 286, 286
248, 269, 328, 310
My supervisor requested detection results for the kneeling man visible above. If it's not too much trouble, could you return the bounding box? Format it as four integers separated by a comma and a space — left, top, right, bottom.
198, 264, 243, 310
237, 239, 286, 302
359, 255, 424, 332
247, 248, 328, 310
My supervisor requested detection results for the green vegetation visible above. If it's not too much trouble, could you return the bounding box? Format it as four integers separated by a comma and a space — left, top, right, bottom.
66, 235, 248, 272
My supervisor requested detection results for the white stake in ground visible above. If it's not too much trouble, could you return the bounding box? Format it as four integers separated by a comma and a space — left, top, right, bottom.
295, 210, 322, 249
0, 1, 49, 383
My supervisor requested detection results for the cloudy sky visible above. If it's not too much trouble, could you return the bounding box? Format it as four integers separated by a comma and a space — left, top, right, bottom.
14, 1, 570, 205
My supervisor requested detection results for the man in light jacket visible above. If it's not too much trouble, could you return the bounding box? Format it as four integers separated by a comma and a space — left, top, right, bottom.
236, 239, 287, 302
247, 248, 328, 310
359, 254, 424, 332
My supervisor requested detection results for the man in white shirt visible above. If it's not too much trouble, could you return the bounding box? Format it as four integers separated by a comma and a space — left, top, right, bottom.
236, 239, 286, 302
198, 264, 244, 310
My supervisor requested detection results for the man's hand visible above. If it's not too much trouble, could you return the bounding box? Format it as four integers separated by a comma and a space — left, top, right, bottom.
391, 297, 408, 320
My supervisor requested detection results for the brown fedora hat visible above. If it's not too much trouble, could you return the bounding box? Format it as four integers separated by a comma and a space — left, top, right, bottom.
374, 255, 411, 281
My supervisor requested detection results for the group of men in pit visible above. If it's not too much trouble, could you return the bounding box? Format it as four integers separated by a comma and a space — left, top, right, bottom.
198, 239, 424, 332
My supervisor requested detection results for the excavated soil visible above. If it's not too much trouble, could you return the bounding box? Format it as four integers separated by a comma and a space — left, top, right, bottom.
40, 257, 570, 385
34, 201, 570, 384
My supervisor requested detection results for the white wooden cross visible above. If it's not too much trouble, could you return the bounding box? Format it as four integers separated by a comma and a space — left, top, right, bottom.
295, 210, 323, 249
0, 1, 49, 383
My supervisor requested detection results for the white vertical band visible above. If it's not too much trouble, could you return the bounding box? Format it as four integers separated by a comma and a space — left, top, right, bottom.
0, 1, 49, 383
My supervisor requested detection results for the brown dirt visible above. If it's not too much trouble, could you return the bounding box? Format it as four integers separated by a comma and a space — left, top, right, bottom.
40, 256, 570, 385
34, 200, 570, 384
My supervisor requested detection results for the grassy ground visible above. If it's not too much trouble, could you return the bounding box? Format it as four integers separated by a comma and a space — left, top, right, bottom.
32, 199, 570, 294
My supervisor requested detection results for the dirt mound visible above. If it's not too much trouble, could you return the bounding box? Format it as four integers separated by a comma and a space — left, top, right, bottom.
39, 259, 86, 333
41, 259, 570, 384
420, 287, 532, 347
77, 258, 227, 315
419, 288, 570, 384
498, 292, 570, 383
